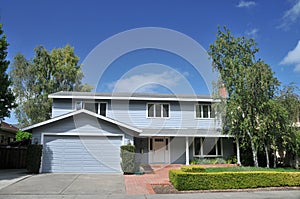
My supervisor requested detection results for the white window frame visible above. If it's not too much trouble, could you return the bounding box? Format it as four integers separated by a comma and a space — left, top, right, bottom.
194, 103, 215, 119
146, 103, 170, 118
75, 101, 83, 110
75, 101, 108, 116
193, 137, 223, 157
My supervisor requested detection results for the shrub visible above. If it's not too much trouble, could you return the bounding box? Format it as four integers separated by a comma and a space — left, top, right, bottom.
169, 170, 300, 191
227, 156, 237, 164
190, 158, 227, 165
197, 158, 211, 164
16, 130, 32, 141
26, 144, 43, 174
190, 158, 199, 165
120, 144, 136, 174
181, 165, 206, 173
212, 158, 227, 164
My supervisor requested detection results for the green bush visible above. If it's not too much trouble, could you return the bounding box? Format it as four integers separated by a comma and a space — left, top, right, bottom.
16, 130, 32, 141
205, 166, 300, 172
169, 170, 300, 191
181, 165, 206, 173
26, 144, 43, 174
120, 144, 136, 174
226, 156, 237, 164
195, 158, 211, 164
212, 158, 227, 164
190, 158, 228, 165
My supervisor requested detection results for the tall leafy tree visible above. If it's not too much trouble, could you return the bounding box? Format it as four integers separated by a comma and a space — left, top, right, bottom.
277, 84, 300, 167
10, 45, 92, 127
0, 23, 16, 121
208, 27, 280, 167
277, 84, 300, 125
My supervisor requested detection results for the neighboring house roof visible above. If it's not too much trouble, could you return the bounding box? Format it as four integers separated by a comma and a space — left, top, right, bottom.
22, 109, 142, 134
141, 128, 232, 137
0, 121, 19, 133
49, 91, 219, 102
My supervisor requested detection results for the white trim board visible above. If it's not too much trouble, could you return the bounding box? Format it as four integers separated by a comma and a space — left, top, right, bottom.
49, 94, 220, 102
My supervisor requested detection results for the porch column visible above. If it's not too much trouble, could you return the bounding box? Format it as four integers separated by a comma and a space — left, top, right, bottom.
236, 138, 241, 166
185, 137, 189, 165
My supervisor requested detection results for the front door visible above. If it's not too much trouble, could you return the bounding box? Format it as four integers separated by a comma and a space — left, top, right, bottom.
150, 137, 170, 163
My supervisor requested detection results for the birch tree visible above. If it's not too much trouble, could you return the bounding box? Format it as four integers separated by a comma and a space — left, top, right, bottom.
208, 27, 280, 167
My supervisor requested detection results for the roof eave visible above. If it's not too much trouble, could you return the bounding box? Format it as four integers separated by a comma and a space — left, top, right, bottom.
49, 95, 219, 102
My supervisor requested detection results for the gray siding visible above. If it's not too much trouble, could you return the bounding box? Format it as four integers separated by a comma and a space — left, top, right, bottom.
52, 99, 73, 118
30, 112, 139, 173
31, 113, 134, 145
107, 100, 221, 129
51, 99, 221, 130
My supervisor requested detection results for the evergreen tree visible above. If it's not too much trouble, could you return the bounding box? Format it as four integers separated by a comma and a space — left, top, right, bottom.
0, 23, 16, 121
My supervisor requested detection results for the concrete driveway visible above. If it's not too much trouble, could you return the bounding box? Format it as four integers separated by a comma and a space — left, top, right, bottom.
0, 169, 31, 190
0, 173, 125, 196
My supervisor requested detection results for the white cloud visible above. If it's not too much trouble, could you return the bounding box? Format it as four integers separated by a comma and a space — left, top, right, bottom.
246, 28, 259, 37
107, 70, 190, 93
237, 1, 256, 8
278, 0, 300, 30
280, 40, 300, 72
294, 64, 300, 72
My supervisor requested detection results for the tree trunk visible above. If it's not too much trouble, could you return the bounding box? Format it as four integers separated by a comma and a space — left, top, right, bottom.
264, 143, 269, 168
247, 131, 259, 167
273, 149, 277, 168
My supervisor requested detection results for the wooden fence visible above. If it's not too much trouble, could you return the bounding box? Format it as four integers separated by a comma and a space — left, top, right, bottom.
0, 147, 27, 169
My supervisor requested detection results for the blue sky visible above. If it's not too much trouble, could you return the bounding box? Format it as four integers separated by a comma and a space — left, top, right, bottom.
1, 0, 300, 123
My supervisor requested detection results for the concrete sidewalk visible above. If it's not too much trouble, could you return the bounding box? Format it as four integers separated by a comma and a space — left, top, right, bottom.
0, 169, 31, 190
0, 190, 299, 199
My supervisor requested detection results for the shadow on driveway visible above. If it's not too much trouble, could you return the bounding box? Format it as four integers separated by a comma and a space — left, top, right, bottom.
0, 169, 31, 190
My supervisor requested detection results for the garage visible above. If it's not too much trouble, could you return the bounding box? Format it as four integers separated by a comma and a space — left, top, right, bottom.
42, 135, 123, 173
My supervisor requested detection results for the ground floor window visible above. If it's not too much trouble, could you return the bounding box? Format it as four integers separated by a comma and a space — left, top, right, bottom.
193, 137, 222, 157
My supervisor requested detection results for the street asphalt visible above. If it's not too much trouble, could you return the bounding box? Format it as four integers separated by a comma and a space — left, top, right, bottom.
0, 170, 300, 199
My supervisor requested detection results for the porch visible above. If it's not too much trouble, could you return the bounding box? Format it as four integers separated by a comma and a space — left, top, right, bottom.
134, 134, 241, 166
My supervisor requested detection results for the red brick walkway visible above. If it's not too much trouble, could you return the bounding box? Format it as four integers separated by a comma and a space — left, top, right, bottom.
124, 164, 237, 194
124, 164, 182, 194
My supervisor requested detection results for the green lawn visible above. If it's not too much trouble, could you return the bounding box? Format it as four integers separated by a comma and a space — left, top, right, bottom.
205, 166, 300, 172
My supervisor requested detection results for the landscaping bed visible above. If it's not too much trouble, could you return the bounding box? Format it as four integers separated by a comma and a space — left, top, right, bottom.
169, 166, 300, 191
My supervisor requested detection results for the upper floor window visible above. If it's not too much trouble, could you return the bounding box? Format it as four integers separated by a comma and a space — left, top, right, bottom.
76, 101, 107, 116
195, 104, 215, 118
147, 103, 169, 118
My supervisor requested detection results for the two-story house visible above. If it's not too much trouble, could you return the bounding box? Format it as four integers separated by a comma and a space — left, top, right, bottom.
24, 92, 236, 173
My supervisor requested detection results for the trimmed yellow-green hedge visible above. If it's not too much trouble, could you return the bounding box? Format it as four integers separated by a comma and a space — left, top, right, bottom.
181, 165, 206, 173
169, 170, 300, 190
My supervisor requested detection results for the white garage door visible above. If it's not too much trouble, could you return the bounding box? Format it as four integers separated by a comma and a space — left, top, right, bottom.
42, 135, 122, 173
